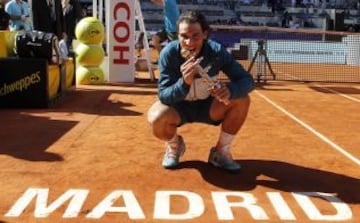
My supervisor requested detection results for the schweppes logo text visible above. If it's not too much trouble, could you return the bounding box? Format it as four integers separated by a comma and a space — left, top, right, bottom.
0, 72, 41, 97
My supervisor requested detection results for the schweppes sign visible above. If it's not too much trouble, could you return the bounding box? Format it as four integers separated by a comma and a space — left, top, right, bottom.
0, 71, 41, 97
0, 58, 49, 108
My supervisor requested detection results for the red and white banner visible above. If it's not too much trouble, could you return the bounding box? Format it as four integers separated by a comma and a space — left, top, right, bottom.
106, 0, 135, 82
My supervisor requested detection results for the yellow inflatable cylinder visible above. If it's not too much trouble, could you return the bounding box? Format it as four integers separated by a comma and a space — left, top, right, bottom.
64, 58, 75, 88
48, 65, 60, 99
0, 31, 17, 58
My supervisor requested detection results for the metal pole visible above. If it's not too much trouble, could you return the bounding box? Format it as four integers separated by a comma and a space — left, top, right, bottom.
99, 0, 103, 23
92, 0, 98, 18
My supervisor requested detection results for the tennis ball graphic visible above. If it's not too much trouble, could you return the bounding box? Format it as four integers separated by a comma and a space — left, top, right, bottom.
75, 17, 105, 45
75, 43, 105, 67
76, 66, 104, 85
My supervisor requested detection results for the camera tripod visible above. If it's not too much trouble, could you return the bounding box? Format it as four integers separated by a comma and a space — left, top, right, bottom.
247, 40, 276, 83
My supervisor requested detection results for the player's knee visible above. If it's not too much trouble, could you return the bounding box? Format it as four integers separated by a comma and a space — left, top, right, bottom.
147, 108, 160, 126
147, 102, 168, 126
147, 110, 171, 140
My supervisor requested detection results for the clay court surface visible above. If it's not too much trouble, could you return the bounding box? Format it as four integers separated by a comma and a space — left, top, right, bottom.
0, 74, 360, 222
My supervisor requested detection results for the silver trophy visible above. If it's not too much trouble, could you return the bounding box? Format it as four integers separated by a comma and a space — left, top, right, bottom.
181, 49, 230, 105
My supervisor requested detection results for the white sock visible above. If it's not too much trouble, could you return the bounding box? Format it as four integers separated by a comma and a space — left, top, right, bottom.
167, 133, 179, 149
216, 131, 235, 154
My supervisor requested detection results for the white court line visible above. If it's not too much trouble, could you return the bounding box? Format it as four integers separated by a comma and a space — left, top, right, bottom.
255, 90, 360, 167
314, 84, 360, 104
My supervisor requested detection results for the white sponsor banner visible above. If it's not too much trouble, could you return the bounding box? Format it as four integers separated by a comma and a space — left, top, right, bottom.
249, 40, 346, 64
106, 0, 135, 82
